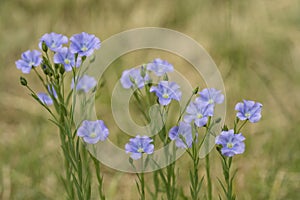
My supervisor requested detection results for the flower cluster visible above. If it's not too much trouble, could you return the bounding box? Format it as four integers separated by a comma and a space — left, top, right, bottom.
168, 87, 224, 149
122, 58, 182, 159
215, 99, 262, 157
120, 58, 263, 159
16, 32, 107, 145
16, 32, 100, 106
16, 32, 109, 200
120, 58, 182, 106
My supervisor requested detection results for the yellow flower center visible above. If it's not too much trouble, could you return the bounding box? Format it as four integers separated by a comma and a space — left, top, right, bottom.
89, 132, 97, 138
29, 61, 35, 67
64, 58, 71, 65
208, 99, 214, 104
227, 142, 233, 148
137, 147, 144, 153
197, 113, 203, 119
245, 112, 251, 118
162, 93, 169, 99
81, 46, 88, 52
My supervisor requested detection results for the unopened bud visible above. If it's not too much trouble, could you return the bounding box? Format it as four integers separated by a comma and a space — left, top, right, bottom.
42, 41, 48, 52
42, 64, 50, 75
193, 87, 199, 94
222, 124, 229, 131
140, 65, 146, 78
215, 117, 221, 124
163, 74, 168, 81
81, 56, 86, 62
20, 76, 27, 86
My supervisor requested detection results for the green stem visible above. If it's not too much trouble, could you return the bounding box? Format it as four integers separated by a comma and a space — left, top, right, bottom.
189, 147, 202, 200
225, 157, 233, 200
236, 120, 248, 133
138, 155, 145, 200
141, 171, 145, 200
206, 154, 212, 200
205, 117, 212, 200
177, 90, 197, 123
92, 155, 106, 200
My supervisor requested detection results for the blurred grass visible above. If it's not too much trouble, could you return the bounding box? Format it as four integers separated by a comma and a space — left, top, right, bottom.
1, 0, 300, 199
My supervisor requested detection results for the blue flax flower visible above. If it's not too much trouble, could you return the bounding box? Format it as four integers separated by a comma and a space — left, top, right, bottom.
184, 102, 214, 127
150, 81, 181, 106
37, 93, 53, 106
39, 32, 68, 52
196, 88, 224, 105
71, 75, 97, 93
70, 32, 101, 57
54, 47, 80, 71
125, 135, 154, 160
169, 122, 193, 148
77, 120, 109, 144
120, 67, 150, 89
215, 129, 245, 157
146, 58, 174, 76
15, 50, 42, 74
235, 100, 262, 123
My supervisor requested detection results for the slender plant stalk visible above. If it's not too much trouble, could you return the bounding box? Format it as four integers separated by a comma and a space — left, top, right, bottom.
140, 161, 145, 200
205, 154, 212, 200
187, 133, 204, 200
205, 117, 212, 200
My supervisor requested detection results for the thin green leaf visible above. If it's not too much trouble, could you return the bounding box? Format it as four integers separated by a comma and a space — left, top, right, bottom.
217, 177, 227, 194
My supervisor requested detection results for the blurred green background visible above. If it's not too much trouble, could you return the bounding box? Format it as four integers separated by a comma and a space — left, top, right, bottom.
1, 0, 300, 199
